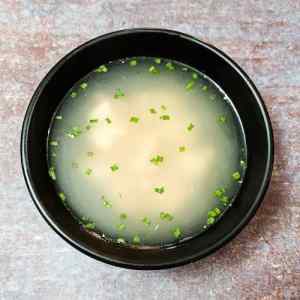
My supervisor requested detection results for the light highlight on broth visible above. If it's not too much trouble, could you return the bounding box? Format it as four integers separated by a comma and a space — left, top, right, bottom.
47, 57, 247, 247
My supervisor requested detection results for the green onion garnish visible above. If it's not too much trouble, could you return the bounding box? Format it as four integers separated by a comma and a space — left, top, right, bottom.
58, 192, 66, 202
129, 60, 137, 66
160, 115, 170, 120
66, 126, 82, 138
207, 217, 215, 225
110, 164, 119, 172
55, 115, 62, 120
130, 116, 139, 123
172, 227, 182, 238
220, 196, 229, 206
48, 166, 56, 180
80, 82, 88, 89
89, 118, 99, 123
120, 213, 127, 220
185, 80, 195, 91
102, 196, 112, 208
161, 105, 167, 111
85, 168, 92, 176
218, 116, 226, 123
142, 217, 151, 226
154, 58, 161, 64
187, 123, 195, 131
149, 65, 159, 74
179, 146, 186, 152
192, 73, 198, 79
50, 140, 59, 146
202, 85, 208, 91
232, 171, 241, 181
214, 188, 225, 198
95, 65, 108, 73
149, 108, 157, 114
154, 186, 165, 194
114, 88, 125, 99
105, 117, 112, 124
70, 92, 77, 98
150, 155, 164, 166
160, 212, 174, 221
132, 235, 141, 244
165, 62, 175, 70
240, 160, 246, 169
83, 222, 96, 230
182, 67, 188, 72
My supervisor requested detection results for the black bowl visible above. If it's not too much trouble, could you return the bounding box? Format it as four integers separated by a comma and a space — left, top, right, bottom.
21, 28, 273, 269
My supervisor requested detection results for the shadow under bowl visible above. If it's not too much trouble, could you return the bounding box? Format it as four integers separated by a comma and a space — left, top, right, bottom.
21, 28, 274, 269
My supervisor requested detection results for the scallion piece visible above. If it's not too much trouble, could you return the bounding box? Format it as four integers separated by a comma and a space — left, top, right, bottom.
165, 62, 175, 70
110, 164, 119, 172
105, 117, 112, 124
149, 108, 157, 114
80, 82, 88, 89
185, 80, 195, 91
48, 166, 56, 180
187, 123, 195, 131
50, 140, 59, 146
232, 171, 241, 181
55, 115, 62, 120
150, 155, 164, 166
95, 65, 108, 73
160, 115, 170, 120
89, 118, 99, 123
154, 186, 165, 194
120, 213, 127, 220
154, 58, 161, 64
85, 168, 92, 176
179, 146, 186, 152
129, 60, 137, 66
114, 88, 125, 99
132, 235, 141, 244
117, 223, 126, 231
58, 192, 66, 202
160, 212, 174, 221
130, 116, 139, 123
142, 217, 151, 226
70, 92, 77, 98
172, 227, 182, 239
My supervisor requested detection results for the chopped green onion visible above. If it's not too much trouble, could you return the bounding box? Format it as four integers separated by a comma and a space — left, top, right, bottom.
185, 80, 195, 91
80, 82, 88, 89
165, 62, 175, 70
172, 227, 182, 239
87, 152, 94, 157
150, 155, 164, 166
110, 164, 119, 172
117, 223, 126, 231
149, 108, 157, 114
50, 140, 59, 146
95, 65, 108, 73
218, 115, 226, 123
142, 217, 151, 226
114, 88, 125, 99
214, 188, 225, 198
202, 85, 208, 91
51, 152, 57, 157
182, 67, 188, 72
86, 124, 91, 130
220, 195, 229, 206
117, 238, 126, 244
214, 207, 221, 216
130, 116, 139, 123
240, 160, 247, 169
160, 115, 170, 120
89, 118, 99, 123
70, 92, 77, 98
232, 171, 241, 181
66, 126, 82, 138
48, 166, 56, 180
154, 186, 165, 194
161, 105, 167, 111
55, 115, 62, 120
58, 192, 66, 202
179, 146, 186, 152
192, 73, 198, 79
85, 168, 92, 176
154, 58, 161, 64
120, 213, 127, 220
160, 212, 174, 221
83, 222, 96, 230
187, 123, 195, 131
102, 196, 112, 208
207, 217, 215, 225
105, 117, 112, 124
132, 235, 141, 244
149, 65, 159, 74
153, 224, 160, 231
208, 210, 217, 218
129, 60, 137, 66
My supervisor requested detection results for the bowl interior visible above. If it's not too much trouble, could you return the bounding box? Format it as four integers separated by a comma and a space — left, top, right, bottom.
21, 29, 273, 269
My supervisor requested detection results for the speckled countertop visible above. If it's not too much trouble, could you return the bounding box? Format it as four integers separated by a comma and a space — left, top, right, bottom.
0, 1, 299, 299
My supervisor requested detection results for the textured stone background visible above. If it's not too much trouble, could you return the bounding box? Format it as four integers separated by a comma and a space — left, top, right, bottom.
0, 1, 299, 299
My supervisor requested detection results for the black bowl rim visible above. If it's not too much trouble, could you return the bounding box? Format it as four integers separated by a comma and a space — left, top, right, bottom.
21, 28, 274, 270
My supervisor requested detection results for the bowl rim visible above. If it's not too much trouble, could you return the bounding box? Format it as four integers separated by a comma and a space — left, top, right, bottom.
21, 28, 274, 270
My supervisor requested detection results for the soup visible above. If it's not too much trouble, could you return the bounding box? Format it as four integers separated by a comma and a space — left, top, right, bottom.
47, 57, 247, 247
